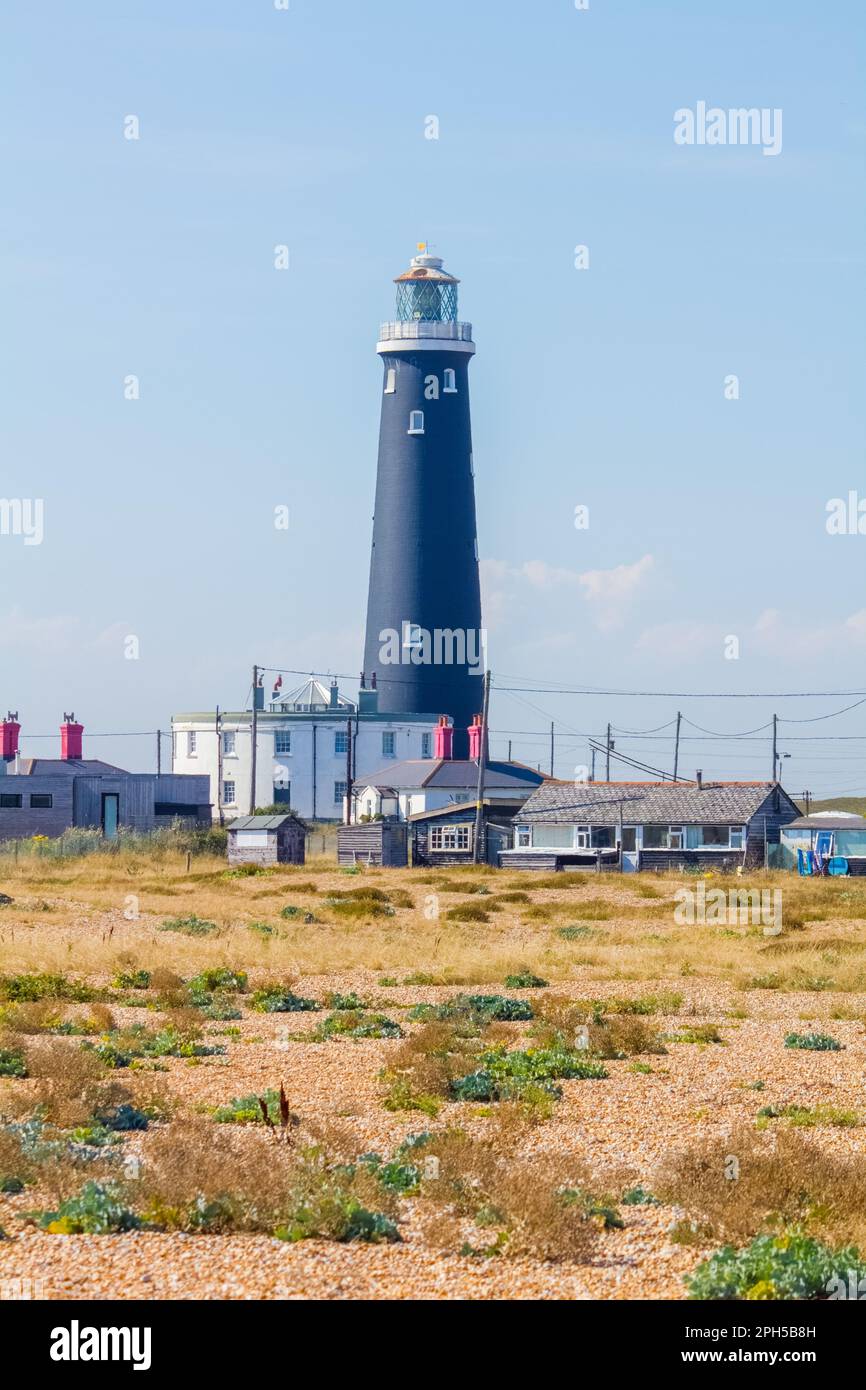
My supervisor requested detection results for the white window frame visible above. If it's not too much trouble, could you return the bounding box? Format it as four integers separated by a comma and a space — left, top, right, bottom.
222, 731, 236, 756
334, 731, 349, 755
443, 367, 457, 393
187, 731, 197, 756
334, 780, 347, 804
421, 732, 432, 758
222, 780, 236, 806
408, 410, 425, 435
575, 827, 590, 849
274, 731, 292, 755
382, 731, 396, 759
430, 824, 472, 852
384, 367, 397, 394
730, 825, 745, 850
516, 825, 531, 848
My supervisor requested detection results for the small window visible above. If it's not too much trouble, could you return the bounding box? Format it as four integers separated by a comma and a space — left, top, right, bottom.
223, 732, 236, 755
334, 731, 349, 755
430, 824, 472, 851
668, 826, 685, 850
575, 828, 589, 849
382, 731, 396, 758
222, 780, 236, 805
592, 826, 614, 848
408, 410, 424, 435
0, 793, 22, 809
730, 826, 744, 849
334, 780, 347, 804
384, 367, 397, 394
443, 368, 457, 393
188, 731, 197, 756
421, 732, 432, 758
516, 825, 531, 848
30, 794, 53, 809
274, 731, 292, 755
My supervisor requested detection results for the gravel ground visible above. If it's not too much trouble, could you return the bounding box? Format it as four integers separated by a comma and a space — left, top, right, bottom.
2, 881, 865, 1301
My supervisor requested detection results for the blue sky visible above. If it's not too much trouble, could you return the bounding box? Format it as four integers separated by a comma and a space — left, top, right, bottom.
1, 0, 864, 793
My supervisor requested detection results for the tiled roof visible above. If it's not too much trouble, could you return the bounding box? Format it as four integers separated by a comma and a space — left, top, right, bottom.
515, 781, 795, 825
15, 759, 127, 777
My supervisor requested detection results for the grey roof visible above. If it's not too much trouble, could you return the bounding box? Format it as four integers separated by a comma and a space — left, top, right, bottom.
14, 758, 128, 777
784, 814, 866, 831
228, 814, 303, 831
409, 798, 527, 823
358, 759, 546, 792
515, 781, 796, 826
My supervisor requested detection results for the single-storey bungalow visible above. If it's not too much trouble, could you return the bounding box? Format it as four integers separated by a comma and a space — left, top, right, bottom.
0, 716, 211, 840
501, 779, 801, 872
409, 799, 526, 867
779, 812, 866, 876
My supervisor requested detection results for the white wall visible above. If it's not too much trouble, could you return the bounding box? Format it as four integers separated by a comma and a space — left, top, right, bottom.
171, 715, 437, 821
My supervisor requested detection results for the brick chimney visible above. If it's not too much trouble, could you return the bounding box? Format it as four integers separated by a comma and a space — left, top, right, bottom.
468, 713, 483, 761
696, 769, 703, 790
61, 713, 84, 761
1, 712, 20, 762
433, 715, 454, 760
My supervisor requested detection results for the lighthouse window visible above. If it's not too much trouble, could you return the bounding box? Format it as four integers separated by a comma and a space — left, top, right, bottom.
384, 368, 396, 394
443, 368, 457, 393
408, 410, 425, 435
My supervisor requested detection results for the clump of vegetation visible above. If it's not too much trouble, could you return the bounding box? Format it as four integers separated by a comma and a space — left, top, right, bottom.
247, 921, 279, 938
444, 903, 490, 923
85, 1021, 225, 1067
280, 905, 317, 922
450, 1045, 607, 1102
312, 1011, 403, 1041
27, 1181, 142, 1235
556, 925, 594, 941
668, 1024, 725, 1045
188, 968, 247, 995
496, 891, 531, 904
250, 986, 320, 1014
408, 995, 533, 1025
622, 1185, 660, 1206
757, 1103, 859, 1129
212, 1089, 283, 1125
324, 992, 369, 1011
0, 1046, 26, 1077
685, 1231, 866, 1301
784, 1032, 843, 1052
504, 970, 548, 989
0, 972, 97, 1003
111, 969, 151, 991
158, 915, 219, 937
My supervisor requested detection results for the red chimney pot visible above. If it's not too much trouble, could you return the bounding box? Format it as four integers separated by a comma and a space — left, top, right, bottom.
1, 712, 20, 762
468, 713, 483, 761
61, 714, 84, 761
433, 715, 454, 760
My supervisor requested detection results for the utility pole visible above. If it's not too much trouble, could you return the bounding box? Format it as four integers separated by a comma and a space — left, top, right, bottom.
344, 717, 353, 825
472, 668, 492, 864
802, 790, 812, 817
605, 723, 612, 781
249, 665, 259, 814
156, 730, 161, 777
215, 706, 223, 827
549, 721, 554, 778
673, 710, 682, 782
507, 739, 512, 762
771, 712, 778, 783
590, 746, 596, 783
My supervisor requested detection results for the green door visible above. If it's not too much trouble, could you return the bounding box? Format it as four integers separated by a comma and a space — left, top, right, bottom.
102, 793, 119, 839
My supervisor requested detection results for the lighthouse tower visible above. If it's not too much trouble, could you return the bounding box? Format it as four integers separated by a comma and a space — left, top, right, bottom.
362, 249, 483, 758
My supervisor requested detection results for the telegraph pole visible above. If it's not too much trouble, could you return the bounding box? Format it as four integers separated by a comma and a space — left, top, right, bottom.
344, 717, 353, 825
771, 713, 778, 783
549, 722, 554, 778
590, 746, 596, 783
802, 790, 812, 816
215, 706, 224, 827
249, 665, 259, 814
472, 668, 492, 864
156, 730, 161, 777
605, 723, 612, 781
673, 711, 682, 782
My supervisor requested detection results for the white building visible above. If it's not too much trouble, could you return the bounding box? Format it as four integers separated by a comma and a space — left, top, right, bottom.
171, 678, 439, 823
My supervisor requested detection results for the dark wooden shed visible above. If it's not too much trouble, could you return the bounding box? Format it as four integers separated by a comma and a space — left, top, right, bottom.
227, 813, 306, 867
337, 822, 408, 868
409, 800, 523, 867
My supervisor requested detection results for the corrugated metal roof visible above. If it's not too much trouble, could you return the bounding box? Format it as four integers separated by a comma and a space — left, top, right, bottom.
515, 781, 794, 826
228, 814, 302, 831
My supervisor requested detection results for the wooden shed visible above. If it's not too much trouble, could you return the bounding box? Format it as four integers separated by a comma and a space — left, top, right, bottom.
227, 813, 306, 867
409, 800, 524, 867
337, 822, 408, 868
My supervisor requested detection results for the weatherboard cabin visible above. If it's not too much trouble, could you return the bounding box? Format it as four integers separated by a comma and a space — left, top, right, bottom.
502, 779, 801, 872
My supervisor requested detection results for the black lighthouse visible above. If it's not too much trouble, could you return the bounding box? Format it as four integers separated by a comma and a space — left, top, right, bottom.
362, 249, 483, 758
